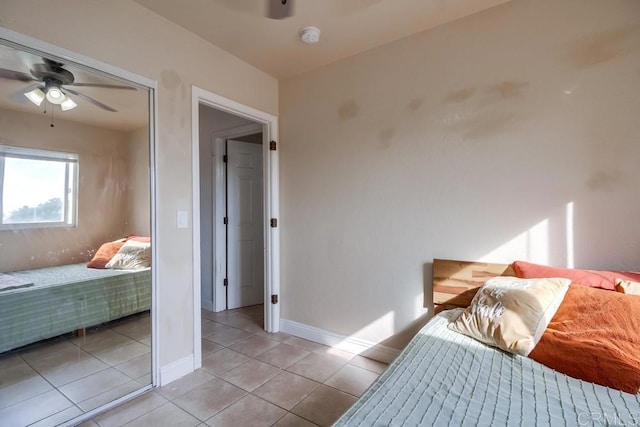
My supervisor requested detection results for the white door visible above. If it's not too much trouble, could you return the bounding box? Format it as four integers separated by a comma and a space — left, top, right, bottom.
226, 139, 264, 309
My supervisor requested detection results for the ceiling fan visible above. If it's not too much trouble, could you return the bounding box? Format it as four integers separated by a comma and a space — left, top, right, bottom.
0, 58, 136, 112
267, 0, 295, 19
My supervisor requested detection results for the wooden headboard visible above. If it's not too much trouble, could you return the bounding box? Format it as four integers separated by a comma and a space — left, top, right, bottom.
433, 258, 516, 309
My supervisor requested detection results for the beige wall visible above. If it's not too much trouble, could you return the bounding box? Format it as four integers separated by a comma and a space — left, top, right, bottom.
0, 108, 130, 272
280, 0, 640, 349
124, 127, 151, 237
0, 0, 278, 367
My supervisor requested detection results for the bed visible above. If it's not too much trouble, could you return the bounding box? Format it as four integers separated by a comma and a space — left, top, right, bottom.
0, 263, 151, 353
335, 259, 640, 426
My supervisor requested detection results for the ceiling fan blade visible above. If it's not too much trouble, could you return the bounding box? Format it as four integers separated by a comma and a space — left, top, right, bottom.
21, 83, 42, 93
267, 0, 294, 19
69, 82, 137, 90
11, 83, 43, 105
0, 68, 36, 82
64, 88, 117, 112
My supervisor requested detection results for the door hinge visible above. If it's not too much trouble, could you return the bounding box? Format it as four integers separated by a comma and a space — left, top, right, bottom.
271, 294, 278, 304
269, 140, 277, 151
223, 217, 228, 225
223, 278, 228, 287
223, 154, 228, 163
270, 218, 278, 228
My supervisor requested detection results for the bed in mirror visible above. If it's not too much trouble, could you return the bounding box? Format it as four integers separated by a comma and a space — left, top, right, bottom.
0, 38, 154, 426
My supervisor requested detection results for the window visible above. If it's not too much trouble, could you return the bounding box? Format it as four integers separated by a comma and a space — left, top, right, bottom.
0, 145, 78, 229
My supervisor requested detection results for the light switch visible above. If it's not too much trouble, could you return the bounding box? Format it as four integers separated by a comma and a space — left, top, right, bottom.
177, 210, 188, 229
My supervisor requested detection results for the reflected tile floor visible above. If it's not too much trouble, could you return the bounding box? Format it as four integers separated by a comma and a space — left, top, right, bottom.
0, 312, 151, 426
86, 305, 388, 427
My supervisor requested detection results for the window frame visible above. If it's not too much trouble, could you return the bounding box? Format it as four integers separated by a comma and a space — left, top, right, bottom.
0, 145, 79, 230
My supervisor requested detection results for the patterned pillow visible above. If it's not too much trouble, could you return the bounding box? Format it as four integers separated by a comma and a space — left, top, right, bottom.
105, 239, 151, 269
448, 276, 570, 356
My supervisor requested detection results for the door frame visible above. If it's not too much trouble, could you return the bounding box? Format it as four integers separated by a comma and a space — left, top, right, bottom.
212, 124, 262, 313
191, 87, 280, 369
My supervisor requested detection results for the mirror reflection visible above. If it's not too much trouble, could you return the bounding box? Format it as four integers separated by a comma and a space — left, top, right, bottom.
0, 41, 152, 425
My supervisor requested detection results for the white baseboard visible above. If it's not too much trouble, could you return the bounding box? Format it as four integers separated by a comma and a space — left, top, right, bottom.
159, 354, 194, 386
280, 319, 400, 364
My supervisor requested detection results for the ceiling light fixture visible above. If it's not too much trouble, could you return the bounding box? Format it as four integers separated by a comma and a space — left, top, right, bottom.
24, 87, 46, 106
300, 26, 321, 44
45, 83, 65, 105
24, 80, 77, 111
60, 97, 77, 111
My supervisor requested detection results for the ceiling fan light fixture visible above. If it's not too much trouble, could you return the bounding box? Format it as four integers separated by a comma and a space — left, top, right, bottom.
6, 58, 123, 113
267, 0, 294, 19
46, 86, 65, 104
25, 87, 45, 106
60, 97, 77, 111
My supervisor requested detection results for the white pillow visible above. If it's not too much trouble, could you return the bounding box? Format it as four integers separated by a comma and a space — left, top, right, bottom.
105, 239, 151, 269
448, 276, 570, 356
616, 278, 640, 296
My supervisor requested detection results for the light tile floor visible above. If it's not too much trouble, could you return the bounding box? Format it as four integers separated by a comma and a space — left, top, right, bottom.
85, 305, 388, 427
0, 312, 152, 426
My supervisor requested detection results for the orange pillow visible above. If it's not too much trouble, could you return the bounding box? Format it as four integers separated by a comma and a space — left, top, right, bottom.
530, 284, 640, 394
87, 239, 126, 269
513, 260, 640, 291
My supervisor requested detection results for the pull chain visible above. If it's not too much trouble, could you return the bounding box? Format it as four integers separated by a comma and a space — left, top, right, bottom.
41, 101, 56, 128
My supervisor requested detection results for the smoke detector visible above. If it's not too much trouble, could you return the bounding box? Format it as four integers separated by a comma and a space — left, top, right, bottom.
300, 27, 321, 44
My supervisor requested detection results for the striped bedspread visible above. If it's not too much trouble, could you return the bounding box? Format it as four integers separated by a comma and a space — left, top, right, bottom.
0, 263, 150, 353
335, 309, 640, 427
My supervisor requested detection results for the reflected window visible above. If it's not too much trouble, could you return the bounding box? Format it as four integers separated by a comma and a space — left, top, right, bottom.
0, 145, 78, 228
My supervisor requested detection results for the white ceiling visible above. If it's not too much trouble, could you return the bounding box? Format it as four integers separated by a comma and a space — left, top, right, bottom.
133, 0, 510, 79
0, 43, 149, 132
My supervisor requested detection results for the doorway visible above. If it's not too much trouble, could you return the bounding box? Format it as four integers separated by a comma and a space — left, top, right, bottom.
191, 87, 280, 370
210, 124, 266, 312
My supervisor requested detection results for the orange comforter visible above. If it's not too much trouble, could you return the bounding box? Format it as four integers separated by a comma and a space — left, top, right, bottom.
530, 284, 640, 394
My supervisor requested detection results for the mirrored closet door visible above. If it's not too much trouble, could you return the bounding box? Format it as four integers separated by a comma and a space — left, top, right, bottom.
0, 37, 154, 426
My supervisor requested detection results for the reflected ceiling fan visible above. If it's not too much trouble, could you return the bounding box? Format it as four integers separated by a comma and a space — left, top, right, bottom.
267, 0, 295, 19
0, 58, 136, 112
